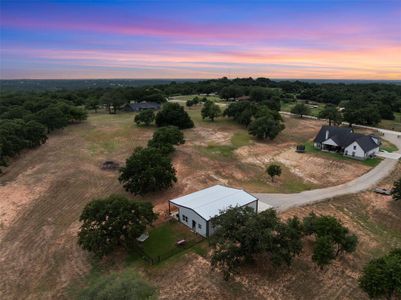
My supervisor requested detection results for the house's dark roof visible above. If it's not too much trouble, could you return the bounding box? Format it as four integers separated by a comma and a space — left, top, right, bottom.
125, 102, 160, 111
355, 135, 381, 152
313, 126, 353, 144
314, 125, 380, 152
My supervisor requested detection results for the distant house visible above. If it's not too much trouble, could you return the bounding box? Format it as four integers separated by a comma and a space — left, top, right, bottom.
236, 96, 251, 101
123, 102, 161, 112
168, 185, 260, 237
313, 125, 380, 160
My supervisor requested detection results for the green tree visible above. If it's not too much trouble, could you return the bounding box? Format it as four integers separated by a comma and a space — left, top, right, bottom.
219, 85, 244, 101
24, 120, 47, 147
224, 102, 253, 124
134, 109, 155, 126
142, 93, 166, 103
318, 105, 343, 126
303, 213, 358, 267
266, 164, 282, 182
1, 106, 31, 120
248, 116, 285, 140
250, 87, 269, 102
343, 102, 382, 126
391, 178, 401, 201
0, 119, 28, 158
210, 207, 303, 280
119, 147, 177, 195
78, 195, 157, 257
78, 271, 156, 300
359, 249, 401, 299
201, 101, 222, 121
312, 236, 336, 269
35, 106, 68, 132
291, 103, 310, 118
85, 97, 100, 113
155, 102, 194, 129
100, 91, 125, 114
148, 126, 184, 154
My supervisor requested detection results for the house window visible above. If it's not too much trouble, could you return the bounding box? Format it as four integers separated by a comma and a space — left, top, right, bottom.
182, 215, 188, 222
198, 224, 202, 229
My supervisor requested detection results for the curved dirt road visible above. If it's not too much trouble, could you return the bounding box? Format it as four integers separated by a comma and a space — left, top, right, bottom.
256, 129, 401, 211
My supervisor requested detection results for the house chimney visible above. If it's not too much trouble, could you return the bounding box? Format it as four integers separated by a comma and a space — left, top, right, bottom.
325, 130, 329, 140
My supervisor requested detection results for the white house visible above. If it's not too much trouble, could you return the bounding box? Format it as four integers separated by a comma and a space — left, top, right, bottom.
168, 185, 259, 237
314, 125, 380, 160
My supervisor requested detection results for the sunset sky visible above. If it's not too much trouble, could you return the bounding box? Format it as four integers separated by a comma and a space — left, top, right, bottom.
1, 0, 400, 80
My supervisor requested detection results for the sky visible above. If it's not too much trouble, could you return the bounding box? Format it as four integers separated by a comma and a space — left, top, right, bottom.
0, 0, 400, 80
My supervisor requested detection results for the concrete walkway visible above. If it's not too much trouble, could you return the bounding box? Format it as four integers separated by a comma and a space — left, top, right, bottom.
256, 128, 401, 212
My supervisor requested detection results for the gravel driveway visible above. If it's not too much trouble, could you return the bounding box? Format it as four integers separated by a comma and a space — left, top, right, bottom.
255, 128, 401, 212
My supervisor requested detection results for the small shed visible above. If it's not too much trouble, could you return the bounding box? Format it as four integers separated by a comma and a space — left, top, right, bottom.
296, 144, 306, 153
168, 185, 258, 237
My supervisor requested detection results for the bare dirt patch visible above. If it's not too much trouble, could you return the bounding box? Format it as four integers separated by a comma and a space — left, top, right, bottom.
275, 149, 370, 186
188, 127, 233, 146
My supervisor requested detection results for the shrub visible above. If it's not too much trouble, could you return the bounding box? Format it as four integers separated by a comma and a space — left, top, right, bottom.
134, 109, 155, 126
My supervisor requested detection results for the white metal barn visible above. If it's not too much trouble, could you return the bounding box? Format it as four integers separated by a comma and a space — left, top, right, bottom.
168, 185, 258, 237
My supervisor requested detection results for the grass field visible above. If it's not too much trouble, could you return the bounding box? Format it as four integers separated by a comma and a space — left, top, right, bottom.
281, 100, 325, 117
379, 112, 401, 132
0, 104, 390, 299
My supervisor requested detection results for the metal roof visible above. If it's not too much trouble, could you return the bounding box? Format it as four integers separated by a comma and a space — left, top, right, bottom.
169, 185, 258, 221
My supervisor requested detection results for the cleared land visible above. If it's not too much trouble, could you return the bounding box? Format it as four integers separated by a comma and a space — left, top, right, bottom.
142, 164, 401, 300
0, 106, 380, 299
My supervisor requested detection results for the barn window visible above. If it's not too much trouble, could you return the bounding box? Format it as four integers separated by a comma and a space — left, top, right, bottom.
182, 215, 188, 222
353, 145, 357, 150
198, 224, 202, 229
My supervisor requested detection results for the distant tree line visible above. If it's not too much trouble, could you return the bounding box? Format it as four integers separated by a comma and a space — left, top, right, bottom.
0, 93, 87, 170
4, 77, 400, 123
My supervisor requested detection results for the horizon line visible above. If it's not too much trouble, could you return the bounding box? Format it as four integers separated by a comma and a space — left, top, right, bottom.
1, 77, 401, 81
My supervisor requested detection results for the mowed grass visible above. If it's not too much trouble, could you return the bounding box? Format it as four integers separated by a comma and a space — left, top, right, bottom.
140, 221, 200, 259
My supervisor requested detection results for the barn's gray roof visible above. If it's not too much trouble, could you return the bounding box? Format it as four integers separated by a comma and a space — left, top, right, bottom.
169, 185, 259, 221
